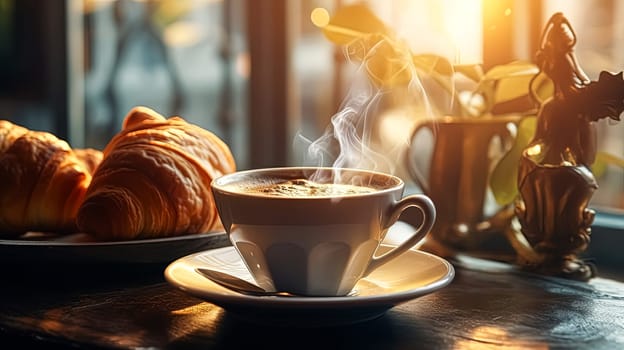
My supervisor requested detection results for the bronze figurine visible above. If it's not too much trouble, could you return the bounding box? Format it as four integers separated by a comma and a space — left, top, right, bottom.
508, 13, 624, 280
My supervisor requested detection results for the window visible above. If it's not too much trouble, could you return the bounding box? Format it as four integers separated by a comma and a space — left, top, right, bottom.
5, 1, 620, 212
541, 0, 624, 211
289, 0, 623, 211
284, 0, 623, 276
0, 0, 621, 275
81, 0, 249, 167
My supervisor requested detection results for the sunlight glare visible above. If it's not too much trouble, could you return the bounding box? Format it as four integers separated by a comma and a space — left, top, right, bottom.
443, 0, 482, 64
311, 7, 330, 28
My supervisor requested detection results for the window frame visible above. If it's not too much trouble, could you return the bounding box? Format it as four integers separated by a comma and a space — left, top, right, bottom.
57, 0, 622, 275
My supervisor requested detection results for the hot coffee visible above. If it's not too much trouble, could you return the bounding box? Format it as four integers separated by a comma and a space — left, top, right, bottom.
245, 179, 376, 197
211, 167, 436, 296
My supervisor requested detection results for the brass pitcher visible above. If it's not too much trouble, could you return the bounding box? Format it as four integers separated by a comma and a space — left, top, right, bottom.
405, 115, 521, 253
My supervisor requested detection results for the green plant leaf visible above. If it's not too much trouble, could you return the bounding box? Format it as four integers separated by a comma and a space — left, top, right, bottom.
494, 74, 537, 105
477, 61, 539, 106
412, 54, 455, 94
489, 115, 537, 205
454, 64, 484, 82
344, 34, 414, 87
529, 72, 555, 105
481, 61, 537, 80
412, 54, 454, 77
316, 4, 462, 104
321, 4, 388, 45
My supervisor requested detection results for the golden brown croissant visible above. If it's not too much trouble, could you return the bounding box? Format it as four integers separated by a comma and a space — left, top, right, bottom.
0, 120, 28, 153
0, 120, 102, 235
74, 148, 103, 174
76, 106, 236, 240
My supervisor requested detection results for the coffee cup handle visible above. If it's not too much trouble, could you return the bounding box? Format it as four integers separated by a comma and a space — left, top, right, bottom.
364, 194, 436, 275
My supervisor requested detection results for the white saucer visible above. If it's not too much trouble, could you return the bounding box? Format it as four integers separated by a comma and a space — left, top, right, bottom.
164, 245, 455, 326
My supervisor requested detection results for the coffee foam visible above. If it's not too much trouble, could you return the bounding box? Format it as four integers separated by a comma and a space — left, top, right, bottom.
232, 178, 376, 197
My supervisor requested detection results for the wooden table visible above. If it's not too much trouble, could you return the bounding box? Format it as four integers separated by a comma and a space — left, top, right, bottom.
1, 249, 623, 349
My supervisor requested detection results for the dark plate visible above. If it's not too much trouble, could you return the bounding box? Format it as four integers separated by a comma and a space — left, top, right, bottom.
0, 231, 230, 265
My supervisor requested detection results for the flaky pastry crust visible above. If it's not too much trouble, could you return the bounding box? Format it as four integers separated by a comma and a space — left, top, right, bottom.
0, 121, 102, 235
77, 106, 236, 240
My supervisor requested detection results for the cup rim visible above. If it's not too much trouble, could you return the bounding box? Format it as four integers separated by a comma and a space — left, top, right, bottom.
211, 166, 404, 199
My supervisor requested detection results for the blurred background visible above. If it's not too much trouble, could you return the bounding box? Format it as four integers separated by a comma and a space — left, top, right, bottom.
0, 0, 622, 213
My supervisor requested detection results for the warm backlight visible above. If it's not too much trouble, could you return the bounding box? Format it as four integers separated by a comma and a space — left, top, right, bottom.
311, 7, 330, 28
443, 0, 482, 64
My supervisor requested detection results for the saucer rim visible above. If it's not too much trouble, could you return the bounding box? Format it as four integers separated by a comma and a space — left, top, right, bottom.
164, 244, 455, 309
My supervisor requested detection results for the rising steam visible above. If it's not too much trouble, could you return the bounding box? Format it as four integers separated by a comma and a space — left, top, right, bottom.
295, 35, 444, 183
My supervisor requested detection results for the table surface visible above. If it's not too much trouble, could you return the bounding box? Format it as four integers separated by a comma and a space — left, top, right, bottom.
1, 243, 623, 350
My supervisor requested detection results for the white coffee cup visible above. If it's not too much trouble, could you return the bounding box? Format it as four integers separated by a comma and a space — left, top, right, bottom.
211, 167, 436, 296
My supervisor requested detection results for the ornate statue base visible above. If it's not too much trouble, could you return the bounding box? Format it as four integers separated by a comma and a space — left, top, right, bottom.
506, 219, 597, 281
508, 156, 598, 281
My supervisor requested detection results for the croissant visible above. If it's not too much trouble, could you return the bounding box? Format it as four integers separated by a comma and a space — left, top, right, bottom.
76, 106, 236, 240
74, 148, 104, 174
0, 120, 102, 236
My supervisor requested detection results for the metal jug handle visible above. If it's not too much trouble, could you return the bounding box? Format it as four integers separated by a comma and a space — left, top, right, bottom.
404, 122, 434, 194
